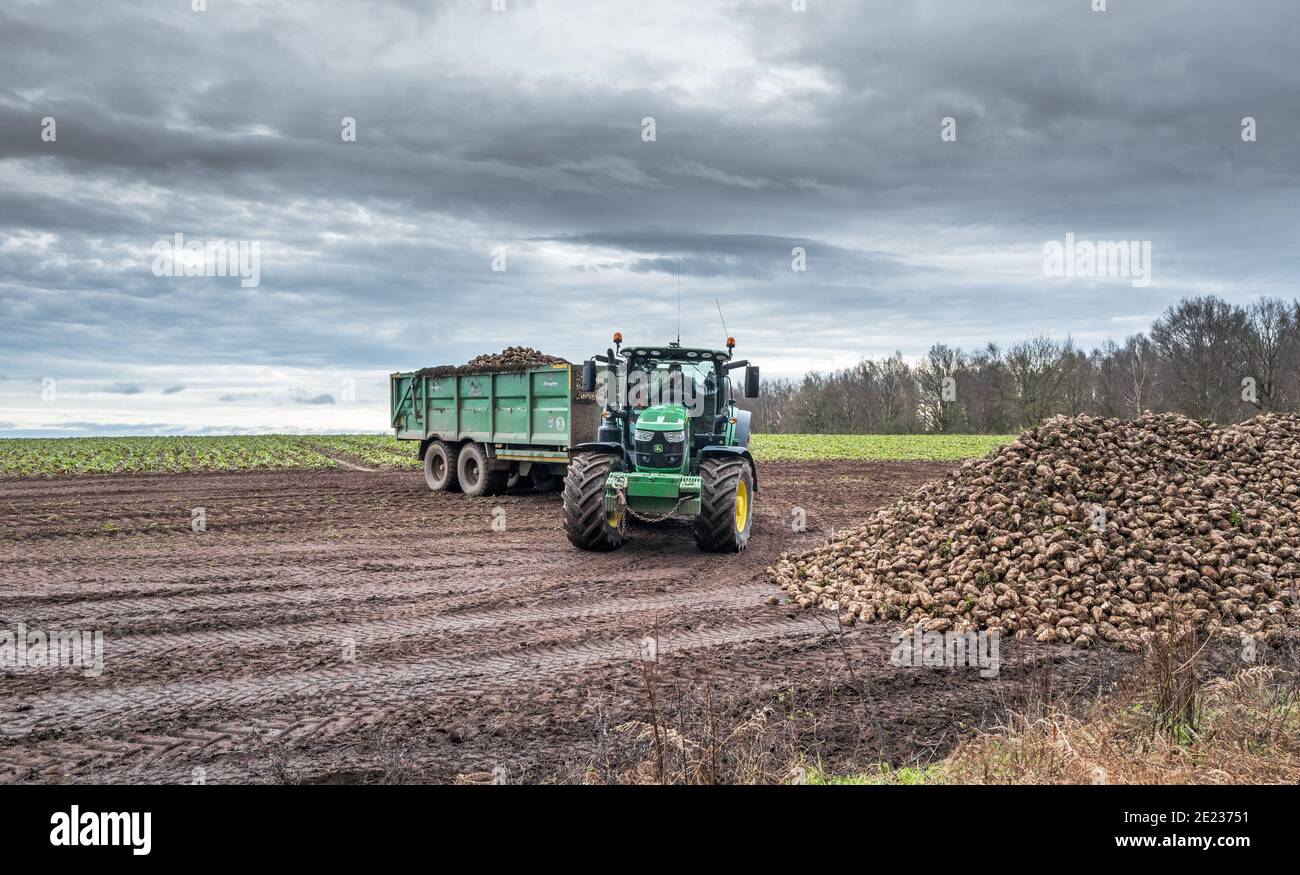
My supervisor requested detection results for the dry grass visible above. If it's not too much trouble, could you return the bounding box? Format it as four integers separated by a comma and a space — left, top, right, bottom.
599, 641, 790, 785
583, 630, 849, 785
945, 646, 1300, 784
608, 618, 1300, 786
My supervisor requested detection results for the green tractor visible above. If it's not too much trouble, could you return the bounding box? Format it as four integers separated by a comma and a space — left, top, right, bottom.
564, 332, 761, 552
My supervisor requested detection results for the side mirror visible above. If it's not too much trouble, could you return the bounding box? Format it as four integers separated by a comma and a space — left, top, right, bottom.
581, 359, 597, 393
744, 365, 760, 398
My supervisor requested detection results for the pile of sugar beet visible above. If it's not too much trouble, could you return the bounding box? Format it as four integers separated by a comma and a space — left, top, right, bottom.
768, 413, 1300, 650
416, 347, 568, 377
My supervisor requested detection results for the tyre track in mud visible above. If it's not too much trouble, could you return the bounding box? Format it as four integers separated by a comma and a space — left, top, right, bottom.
3, 559, 687, 630
5, 578, 777, 680
0, 612, 833, 783
0, 554, 767, 697
0, 543, 562, 603
0, 461, 959, 783
0, 614, 827, 739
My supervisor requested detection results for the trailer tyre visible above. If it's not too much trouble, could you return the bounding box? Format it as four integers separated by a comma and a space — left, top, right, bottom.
694, 457, 754, 553
457, 442, 508, 497
563, 453, 625, 551
423, 440, 460, 492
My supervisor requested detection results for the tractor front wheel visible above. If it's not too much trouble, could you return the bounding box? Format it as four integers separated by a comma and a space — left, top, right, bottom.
563, 452, 625, 551
694, 456, 754, 552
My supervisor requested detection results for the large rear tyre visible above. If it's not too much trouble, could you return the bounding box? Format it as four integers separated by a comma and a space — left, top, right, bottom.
563, 453, 625, 551
457, 442, 508, 497
423, 440, 460, 492
693, 457, 754, 552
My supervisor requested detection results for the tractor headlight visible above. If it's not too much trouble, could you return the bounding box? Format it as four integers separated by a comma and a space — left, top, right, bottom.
635, 429, 653, 442
663, 430, 686, 443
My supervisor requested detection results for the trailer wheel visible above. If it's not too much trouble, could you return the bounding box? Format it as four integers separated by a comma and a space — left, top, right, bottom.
457, 442, 508, 497
693, 457, 754, 552
563, 453, 624, 551
423, 440, 460, 492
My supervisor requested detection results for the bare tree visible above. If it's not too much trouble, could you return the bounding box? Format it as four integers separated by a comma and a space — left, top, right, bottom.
868, 353, 918, 433
1060, 347, 1093, 416
957, 343, 1010, 433
793, 372, 835, 432
1118, 334, 1158, 417
915, 344, 961, 433
1150, 297, 1248, 422
1002, 334, 1073, 428
1240, 297, 1298, 413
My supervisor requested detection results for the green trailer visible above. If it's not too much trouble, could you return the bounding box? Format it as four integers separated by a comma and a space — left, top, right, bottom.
390, 362, 597, 496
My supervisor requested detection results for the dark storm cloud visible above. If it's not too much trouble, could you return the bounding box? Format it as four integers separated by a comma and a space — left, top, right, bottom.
1, 0, 1298, 435
541, 232, 911, 281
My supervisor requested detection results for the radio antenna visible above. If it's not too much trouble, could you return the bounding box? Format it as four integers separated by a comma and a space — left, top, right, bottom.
715, 297, 729, 345
676, 258, 682, 344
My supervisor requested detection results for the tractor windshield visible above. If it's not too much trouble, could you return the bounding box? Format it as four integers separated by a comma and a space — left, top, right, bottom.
626, 358, 717, 418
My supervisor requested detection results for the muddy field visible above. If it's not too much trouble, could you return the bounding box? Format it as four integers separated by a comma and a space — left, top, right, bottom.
0, 461, 1132, 784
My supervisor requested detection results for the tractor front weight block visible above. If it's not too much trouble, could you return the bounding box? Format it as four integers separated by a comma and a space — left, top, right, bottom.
604, 472, 702, 517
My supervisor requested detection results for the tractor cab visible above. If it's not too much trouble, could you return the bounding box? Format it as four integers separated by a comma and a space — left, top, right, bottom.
624, 345, 719, 474
567, 333, 761, 553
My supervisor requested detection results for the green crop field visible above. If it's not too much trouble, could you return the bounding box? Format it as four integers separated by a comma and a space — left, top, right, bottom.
0, 434, 426, 476
749, 433, 1014, 462
309, 435, 421, 469
0, 433, 1009, 476
0, 435, 349, 476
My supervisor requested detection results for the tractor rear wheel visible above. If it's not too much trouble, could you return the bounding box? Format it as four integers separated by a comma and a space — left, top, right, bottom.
457, 442, 508, 497
563, 452, 625, 551
693, 456, 754, 552
423, 440, 460, 492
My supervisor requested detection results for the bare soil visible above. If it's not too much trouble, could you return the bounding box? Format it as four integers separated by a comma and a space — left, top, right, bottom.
0, 461, 1133, 784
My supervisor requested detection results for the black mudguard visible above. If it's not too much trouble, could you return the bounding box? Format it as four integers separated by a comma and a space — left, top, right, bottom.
699, 445, 758, 492
570, 441, 629, 465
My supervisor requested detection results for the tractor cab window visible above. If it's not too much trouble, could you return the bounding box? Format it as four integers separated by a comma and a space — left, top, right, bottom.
626, 359, 716, 418
701, 370, 718, 416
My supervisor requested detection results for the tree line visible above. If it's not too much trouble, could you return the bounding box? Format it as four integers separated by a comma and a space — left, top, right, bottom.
741, 295, 1300, 434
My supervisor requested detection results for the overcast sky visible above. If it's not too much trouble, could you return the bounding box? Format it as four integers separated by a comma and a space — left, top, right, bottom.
2, 0, 1298, 436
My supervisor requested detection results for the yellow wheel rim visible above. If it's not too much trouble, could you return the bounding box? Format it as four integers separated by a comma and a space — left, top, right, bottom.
734, 480, 748, 533
607, 510, 623, 529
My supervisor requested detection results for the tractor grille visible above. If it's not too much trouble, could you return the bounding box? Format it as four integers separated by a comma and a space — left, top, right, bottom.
635, 437, 682, 469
